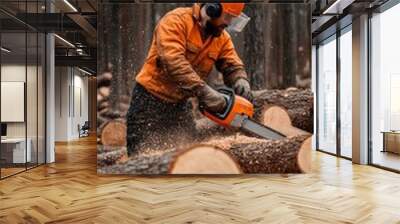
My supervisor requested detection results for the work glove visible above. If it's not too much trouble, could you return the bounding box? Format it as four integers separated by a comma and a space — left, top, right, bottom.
195, 84, 227, 114
233, 78, 253, 102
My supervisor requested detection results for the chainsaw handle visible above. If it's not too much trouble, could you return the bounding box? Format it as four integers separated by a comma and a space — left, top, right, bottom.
213, 87, 235, 120
200, 87, 235, 120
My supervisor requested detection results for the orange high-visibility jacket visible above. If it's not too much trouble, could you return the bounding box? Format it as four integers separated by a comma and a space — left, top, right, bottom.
135, 4, 247, 103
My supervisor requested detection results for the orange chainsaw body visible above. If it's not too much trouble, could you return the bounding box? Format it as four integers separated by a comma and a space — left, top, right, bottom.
202, 88, 254, 128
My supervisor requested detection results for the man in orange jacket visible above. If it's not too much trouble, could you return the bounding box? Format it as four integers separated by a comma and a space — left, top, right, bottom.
127, 3, 252, 155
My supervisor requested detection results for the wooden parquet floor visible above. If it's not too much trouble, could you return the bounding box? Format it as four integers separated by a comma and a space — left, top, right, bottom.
1, 136, 400, 224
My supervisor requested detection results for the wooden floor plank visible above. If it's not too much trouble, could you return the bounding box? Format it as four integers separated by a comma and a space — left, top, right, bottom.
0, 135, 399, 223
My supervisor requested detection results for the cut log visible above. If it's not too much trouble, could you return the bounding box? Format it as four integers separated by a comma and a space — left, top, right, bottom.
259, 105, 310, 137
97, 72, 112, 88
100, 119, 127, 147
98, 134, 311, 174
194, 117, 236, 140
207, 134, 312, 173
253, 88, 313, 133
97, 146, 242, 174
97, 149, 175, 174
97, 146, 127, 166
98, 108, 124, 119
169, 145, 242, 174
98, 99, 110, 111
98, 86, 111, 99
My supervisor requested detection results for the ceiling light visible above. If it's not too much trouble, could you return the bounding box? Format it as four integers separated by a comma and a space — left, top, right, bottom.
1, 47, 11, 53
323, 0, 354, 15
54, 34, 75, 48
78, 67, 93, 76
63, 0, 78, 12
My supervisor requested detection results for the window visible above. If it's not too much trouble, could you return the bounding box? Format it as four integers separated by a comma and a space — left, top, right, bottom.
0, 1, 47, 179
317, 35, 337, 154
339, 27, 352, 158
370, 3, 400, 171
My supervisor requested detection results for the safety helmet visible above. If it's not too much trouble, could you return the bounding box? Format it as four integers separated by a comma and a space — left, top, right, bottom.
203, 3, 250, 33
221, 3, 245, 17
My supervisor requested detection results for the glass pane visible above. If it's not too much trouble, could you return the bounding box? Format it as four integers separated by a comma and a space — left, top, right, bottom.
318, 36, 337, 154
26, 0, 39, 169
371, 4, 400, 171
340, 28, 352, 158
38, 32, 45, 165
1, 30, 27, 177
27, 31, 38, 169
312, 45, 317, 150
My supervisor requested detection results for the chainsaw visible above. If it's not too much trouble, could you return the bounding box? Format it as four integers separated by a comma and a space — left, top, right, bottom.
201, 87, 286, 140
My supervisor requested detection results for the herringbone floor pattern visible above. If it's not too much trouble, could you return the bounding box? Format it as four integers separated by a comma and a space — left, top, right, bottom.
1, 136, 400, 223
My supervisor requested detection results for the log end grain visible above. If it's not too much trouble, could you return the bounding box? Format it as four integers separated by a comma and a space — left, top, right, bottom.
100, 120, 127, 147
297, 136, 312, 173
169, 145, 242, 174
260, 106, 310, 137
253, 88, 314, 133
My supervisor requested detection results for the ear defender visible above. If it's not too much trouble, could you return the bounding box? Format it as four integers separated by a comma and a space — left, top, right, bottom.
204, 3, 222, 19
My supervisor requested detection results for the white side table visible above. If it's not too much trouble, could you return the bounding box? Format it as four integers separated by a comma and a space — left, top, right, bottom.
1, 138, 32, 163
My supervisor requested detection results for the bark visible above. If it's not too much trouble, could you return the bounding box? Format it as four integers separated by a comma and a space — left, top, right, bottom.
97, 146, 127, 166
97, 71, 112, 88
98, 134, 311, 174
253, 88, 313, 133
242, 4, 266, 90
98, 149, 175, 175
98, 145, 242, 175
228, 135, 311, 173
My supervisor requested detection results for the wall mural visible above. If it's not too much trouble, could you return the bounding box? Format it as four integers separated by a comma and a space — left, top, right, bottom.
97, 2, 313, 175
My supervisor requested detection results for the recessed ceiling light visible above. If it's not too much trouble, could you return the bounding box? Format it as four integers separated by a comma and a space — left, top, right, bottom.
63, 0, 78, 12
54, 34, 75, 48
323, 0, 354, 15
1, 47, 11, 53
78, 67, 93, 76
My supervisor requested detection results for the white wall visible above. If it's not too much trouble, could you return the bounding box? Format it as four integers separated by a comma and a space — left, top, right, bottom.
54, 67, 89, 141
55, 66, 69, 141
1, 64, 39, 138
1, 63, 46, 164
1, 65, 26, 138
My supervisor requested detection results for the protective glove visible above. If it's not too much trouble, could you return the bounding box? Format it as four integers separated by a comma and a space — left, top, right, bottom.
195, 84, 227, 113
233, 78, 253, 102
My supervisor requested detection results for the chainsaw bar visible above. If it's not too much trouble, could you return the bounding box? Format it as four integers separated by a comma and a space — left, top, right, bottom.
240, 118, 286, 140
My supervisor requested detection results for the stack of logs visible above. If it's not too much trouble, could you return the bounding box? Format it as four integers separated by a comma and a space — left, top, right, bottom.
97, 71, 130, 147
97, 72, 314, 174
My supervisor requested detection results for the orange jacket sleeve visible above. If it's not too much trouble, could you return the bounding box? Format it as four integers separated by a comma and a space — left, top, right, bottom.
216, 35, 248, 86
155, 13, 205, 94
